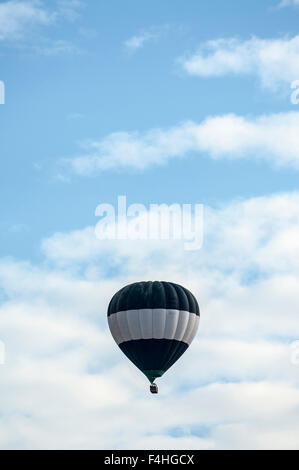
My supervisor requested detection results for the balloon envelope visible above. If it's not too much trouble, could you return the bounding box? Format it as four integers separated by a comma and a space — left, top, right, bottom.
107, 281, 200, 384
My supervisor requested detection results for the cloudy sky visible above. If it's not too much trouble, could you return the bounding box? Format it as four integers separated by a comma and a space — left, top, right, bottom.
0, 0, 299, 450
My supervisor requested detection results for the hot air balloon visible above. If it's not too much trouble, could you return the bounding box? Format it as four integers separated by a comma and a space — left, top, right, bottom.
107, 281, 200, 393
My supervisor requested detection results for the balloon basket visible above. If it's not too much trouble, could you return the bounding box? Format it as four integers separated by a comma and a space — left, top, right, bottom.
150, 383, 158, 394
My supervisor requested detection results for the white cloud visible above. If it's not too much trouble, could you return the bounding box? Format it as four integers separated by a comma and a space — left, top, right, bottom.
41, 192, 299, 338
67, 112, 85, 120
56, 0, 83, 22
124, 26, 168, 53
124, 31, 155, 53
0, 0, 54, 40
64, 112, 299, 175
33, 39, 82, 56
179, 35, 299, 90
1, 192, 299, 449
0, 0, 83, 52
277, 0, 299, 7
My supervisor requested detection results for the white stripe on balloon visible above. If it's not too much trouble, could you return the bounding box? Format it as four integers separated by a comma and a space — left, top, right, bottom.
108, 309, 199, 346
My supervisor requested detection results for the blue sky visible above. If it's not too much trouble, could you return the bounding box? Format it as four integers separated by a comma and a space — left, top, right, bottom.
0, 0, 299, 450
1, 0, 299, 261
